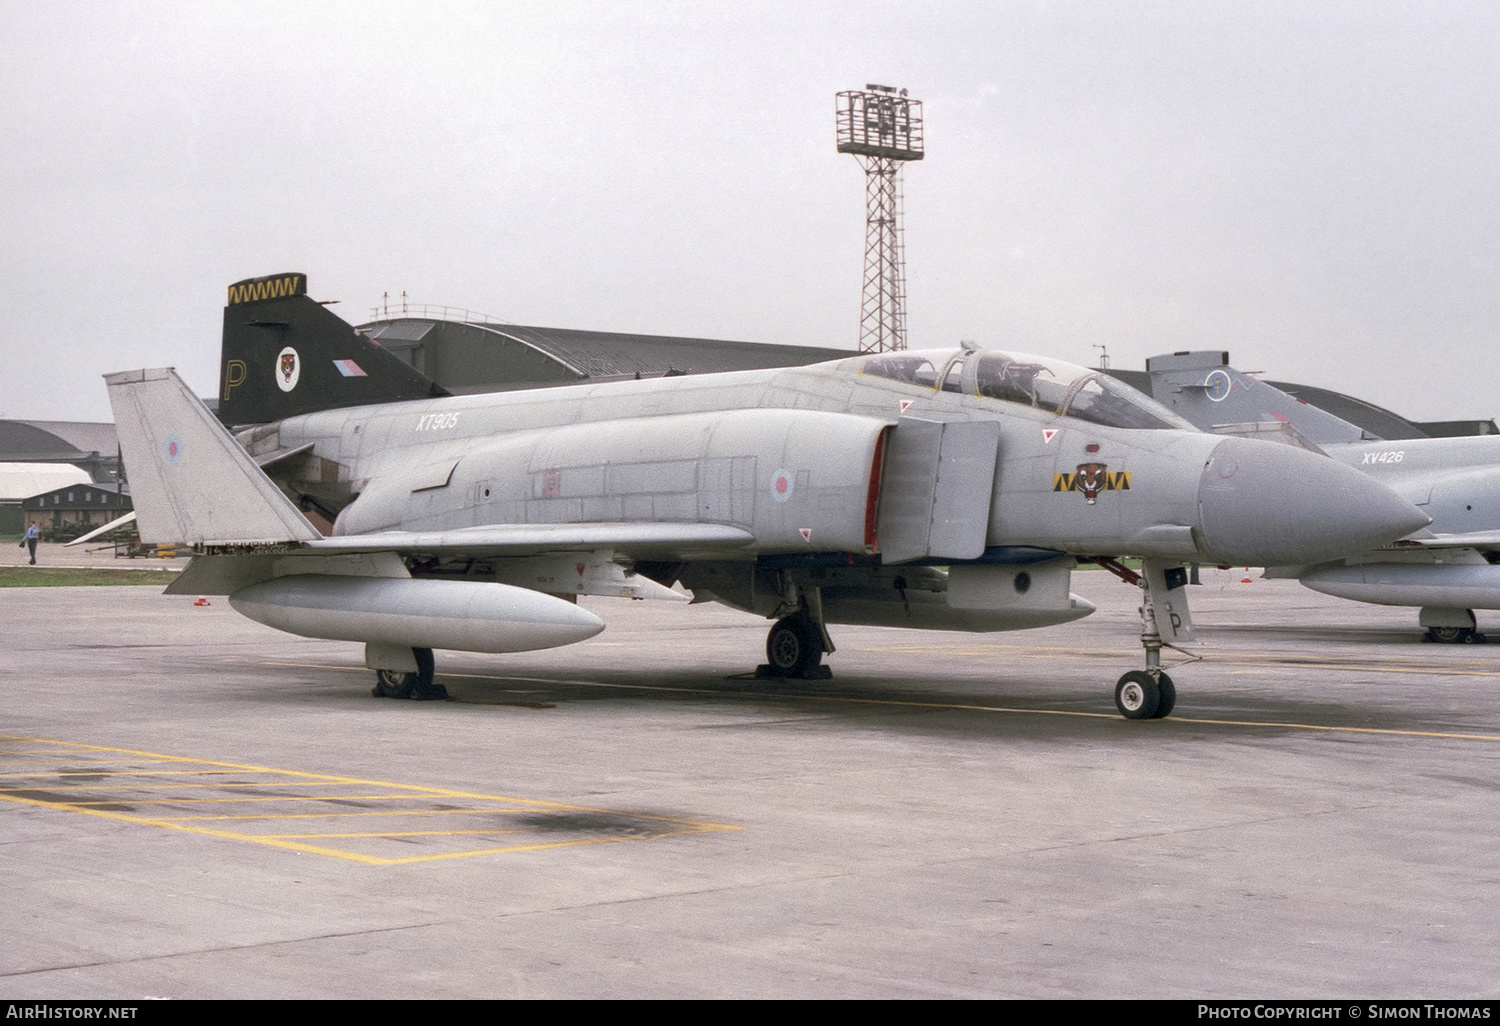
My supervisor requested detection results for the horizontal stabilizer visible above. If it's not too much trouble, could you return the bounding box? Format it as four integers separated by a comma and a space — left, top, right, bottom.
105, 368, 321, 547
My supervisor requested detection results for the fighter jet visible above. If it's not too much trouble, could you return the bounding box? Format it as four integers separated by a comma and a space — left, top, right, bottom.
1144, 350, 1500, 643
103, 274, 1430, 719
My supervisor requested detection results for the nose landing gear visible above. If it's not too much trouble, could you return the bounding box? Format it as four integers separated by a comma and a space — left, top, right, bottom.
1097, 557, 1195, 720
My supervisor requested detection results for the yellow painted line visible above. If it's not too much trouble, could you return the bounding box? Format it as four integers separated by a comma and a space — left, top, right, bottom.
30, 794, 489, 806
0, 769, 277, 779
0, 781, 421, 793
159, 807, 528, 823
0, 734, 739, 865
259, 662, 1500, 744
261, 828, 540, 840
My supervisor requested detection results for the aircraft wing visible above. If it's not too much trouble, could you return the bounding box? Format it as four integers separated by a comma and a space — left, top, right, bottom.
109, 367, 755, 600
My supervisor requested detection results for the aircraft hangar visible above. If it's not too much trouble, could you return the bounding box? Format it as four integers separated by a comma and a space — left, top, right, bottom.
356, 309, 851, 394
0, 419, 119, 533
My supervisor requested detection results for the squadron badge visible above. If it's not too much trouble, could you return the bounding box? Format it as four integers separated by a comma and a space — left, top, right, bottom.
1054, 462, 1130, 504
276, 346, 301, 393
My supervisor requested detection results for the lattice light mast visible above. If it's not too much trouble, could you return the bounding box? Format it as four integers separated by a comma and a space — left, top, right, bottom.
837, 85, 923, 353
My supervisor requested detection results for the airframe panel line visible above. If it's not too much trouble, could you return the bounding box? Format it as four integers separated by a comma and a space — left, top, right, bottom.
0, 734, 740, 865
260, 662, 1500, 743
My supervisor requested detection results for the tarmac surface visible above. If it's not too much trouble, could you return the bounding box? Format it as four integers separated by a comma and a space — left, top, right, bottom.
2, 555, 1498, 999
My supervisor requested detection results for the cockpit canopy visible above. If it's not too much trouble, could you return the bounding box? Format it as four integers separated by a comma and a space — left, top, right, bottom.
860, 349, 1196, 432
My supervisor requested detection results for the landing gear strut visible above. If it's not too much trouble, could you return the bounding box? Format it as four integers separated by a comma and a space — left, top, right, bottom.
1098, 557, 1193, 720
373, 647, 447, 700
757, 581, 834, 680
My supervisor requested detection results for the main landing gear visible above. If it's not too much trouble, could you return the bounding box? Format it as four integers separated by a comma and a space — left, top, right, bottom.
1096, 557, 1195, 720
757, 582, 834, 680
373, 647, 448, 700
1422, 607, 1486, 644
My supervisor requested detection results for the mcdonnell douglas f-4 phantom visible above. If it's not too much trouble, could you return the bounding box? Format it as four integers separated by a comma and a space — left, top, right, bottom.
103, 274, 1430, 719
1145, 350, 1500, 643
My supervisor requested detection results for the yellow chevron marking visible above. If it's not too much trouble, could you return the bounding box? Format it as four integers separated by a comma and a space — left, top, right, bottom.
226, 274, 305, 306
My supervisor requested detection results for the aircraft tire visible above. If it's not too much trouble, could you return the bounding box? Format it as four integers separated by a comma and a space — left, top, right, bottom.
1426, 626, 1476, 644
1115, 671, 1161, 720
374, 648, 444, 699
375, 668, 414, 700
766, 614, 822, 678
1150, 673, 1176, 719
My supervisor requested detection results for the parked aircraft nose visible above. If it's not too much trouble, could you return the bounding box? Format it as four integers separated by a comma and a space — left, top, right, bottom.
1196, 436, 1430, 566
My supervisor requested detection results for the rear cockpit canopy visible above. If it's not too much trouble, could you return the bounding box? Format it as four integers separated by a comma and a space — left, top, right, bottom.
859, 349, 1196, 432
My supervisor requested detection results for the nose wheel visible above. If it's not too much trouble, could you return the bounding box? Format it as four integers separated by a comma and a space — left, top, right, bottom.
1093, 557, 1194, 720
1115, 670, 1176, 720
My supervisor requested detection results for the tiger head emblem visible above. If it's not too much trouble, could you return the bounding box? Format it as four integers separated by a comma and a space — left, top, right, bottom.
1076, 462, 1108, 504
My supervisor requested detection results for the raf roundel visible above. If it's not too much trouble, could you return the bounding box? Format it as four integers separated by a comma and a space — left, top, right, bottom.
276, 346, 301, 393
162, 435, 183, 465
770, 469, 794, 503
1204, 369, 1231, 402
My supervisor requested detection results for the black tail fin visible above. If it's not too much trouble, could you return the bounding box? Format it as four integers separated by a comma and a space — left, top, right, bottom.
216, 272, 449, 426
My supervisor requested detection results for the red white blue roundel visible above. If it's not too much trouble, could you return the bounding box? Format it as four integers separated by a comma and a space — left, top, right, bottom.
276, 346, 301, 393
770, 469, 794, 502
162, 435, 183, 464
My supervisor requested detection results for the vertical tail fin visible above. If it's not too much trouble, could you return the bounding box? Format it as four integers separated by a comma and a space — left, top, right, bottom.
106, 367, 320, 546
1145, 350, 1367, 445
217, 272, 448, 426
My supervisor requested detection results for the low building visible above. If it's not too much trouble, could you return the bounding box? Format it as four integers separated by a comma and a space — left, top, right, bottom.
20, 481, 131, 542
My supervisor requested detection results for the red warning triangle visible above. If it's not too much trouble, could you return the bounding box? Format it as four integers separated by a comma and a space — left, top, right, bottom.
1042, 428, 1058, 443
899, 399, 913, 413
799, 528, 812, 542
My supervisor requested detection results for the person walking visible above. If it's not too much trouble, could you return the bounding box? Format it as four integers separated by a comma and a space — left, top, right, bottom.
23, 522, 38, 564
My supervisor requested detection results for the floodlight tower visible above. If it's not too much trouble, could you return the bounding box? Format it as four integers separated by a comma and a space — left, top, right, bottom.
837, 85, 923, 353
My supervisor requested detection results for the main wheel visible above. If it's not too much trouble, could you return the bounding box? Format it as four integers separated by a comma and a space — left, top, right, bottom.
1150, 672, 1176, 719
375, 668, 414, 699
765, 614, 822, 678
374, 648, 445, 699
1115, 671, 1161, 720
1426, 625, 1476, 644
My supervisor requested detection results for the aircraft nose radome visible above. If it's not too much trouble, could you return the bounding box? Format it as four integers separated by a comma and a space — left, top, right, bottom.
1196, 437, 1431, 567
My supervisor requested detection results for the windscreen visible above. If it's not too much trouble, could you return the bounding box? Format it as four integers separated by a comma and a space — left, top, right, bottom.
862, 349, 1195, 431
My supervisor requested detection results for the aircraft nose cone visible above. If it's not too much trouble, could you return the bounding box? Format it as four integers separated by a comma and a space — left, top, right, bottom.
1196, 436, 1430, 566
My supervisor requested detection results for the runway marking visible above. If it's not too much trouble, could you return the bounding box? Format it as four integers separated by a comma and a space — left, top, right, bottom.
0, 734, 738, 865
264, 662, 1500, 743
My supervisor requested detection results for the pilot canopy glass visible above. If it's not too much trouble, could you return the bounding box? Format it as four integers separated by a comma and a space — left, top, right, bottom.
861, 349, 1194, 431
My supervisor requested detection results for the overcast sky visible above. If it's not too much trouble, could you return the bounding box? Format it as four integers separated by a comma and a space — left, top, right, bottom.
2, 1, 1497, 423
